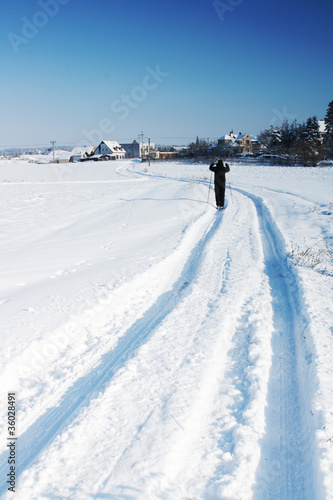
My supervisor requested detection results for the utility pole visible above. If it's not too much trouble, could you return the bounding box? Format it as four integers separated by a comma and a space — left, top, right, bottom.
50, 140, 56, 162
148, 137, 151, 166
138, 131, 144, 158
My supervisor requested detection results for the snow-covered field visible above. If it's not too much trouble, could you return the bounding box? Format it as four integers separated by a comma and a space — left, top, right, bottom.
0, 158, 332, 499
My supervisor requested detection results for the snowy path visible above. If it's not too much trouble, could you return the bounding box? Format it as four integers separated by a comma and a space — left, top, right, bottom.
237, 189, 316, 499
0, 160, 331, 499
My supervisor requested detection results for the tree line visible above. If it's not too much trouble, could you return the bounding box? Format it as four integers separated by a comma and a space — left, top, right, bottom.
184, 100, 333, 166
258, 100, 333, 166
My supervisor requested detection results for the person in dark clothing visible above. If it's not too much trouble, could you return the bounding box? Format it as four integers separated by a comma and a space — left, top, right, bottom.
209, 159, 230, 208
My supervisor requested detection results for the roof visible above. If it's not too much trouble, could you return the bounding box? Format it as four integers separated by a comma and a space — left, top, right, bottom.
55, 150, 70, 160
71, 145, 95, 155
100, 141, 125, 152
218, 134, 233, 141
219, 132, 260, 145
103, 140, 120, 148
236, 133, 260, 143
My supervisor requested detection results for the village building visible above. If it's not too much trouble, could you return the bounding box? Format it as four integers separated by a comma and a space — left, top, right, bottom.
55, 151, 71, 163
120, 140, 155, 158
120, 140, 140, 158
158, 151, 179, 159
69, 146, 95, 162
93, 141, 125, 160
217, 131, 261, 155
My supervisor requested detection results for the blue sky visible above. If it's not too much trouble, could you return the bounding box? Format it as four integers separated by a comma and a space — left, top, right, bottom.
1, 0, 332, 148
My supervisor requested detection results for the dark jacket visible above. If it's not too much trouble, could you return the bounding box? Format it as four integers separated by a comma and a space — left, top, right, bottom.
209, 160, 230, 185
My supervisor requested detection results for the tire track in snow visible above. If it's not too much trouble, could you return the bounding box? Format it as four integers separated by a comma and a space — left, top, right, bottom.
235, 188, 317, 499
0, 207, 224, 496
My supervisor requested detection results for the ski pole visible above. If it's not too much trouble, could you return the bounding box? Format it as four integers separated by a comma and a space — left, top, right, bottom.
207, 172, 213, 204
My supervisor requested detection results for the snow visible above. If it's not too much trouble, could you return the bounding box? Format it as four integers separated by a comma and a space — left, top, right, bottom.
70, 146, 95, 156
99, 140, 125, 153
319, 120, 326, 134
219, 134, 233, 141
0, 158, 332, 499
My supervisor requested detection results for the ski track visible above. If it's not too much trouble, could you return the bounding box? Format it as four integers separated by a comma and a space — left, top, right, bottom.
234, 188, 319, 499
0, 194, 218, 496
0, 165, 322, 499
99, 192, 273, 500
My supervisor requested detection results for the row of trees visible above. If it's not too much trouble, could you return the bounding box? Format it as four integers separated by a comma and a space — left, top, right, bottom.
258, 100, 333, 166
187, 137, 213, 157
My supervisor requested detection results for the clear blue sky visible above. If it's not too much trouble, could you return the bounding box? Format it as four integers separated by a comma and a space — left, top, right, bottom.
1, 0, 332, 148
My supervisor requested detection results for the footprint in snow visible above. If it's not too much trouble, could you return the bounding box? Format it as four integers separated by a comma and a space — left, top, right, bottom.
100, 242, 114, 250
51, 268, 78, 278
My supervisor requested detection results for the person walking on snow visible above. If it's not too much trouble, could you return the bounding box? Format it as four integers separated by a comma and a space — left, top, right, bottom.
209, 159, 230, 208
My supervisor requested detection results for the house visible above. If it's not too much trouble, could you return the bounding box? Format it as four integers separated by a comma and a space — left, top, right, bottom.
93, 141, 125, 160
120, 140, 140, 158
120, 140, 155, 158
217, 131, 261, 155
140, 141, 155, 158
55, 151, 71, 163
158, 151, 179, 159
69, 145, 95, 162
235, 133, 261, 154
218, 131, 238, 148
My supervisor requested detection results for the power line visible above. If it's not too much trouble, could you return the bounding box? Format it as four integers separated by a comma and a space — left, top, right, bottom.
0, 136, 219, 150
0, 141, 77, 149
